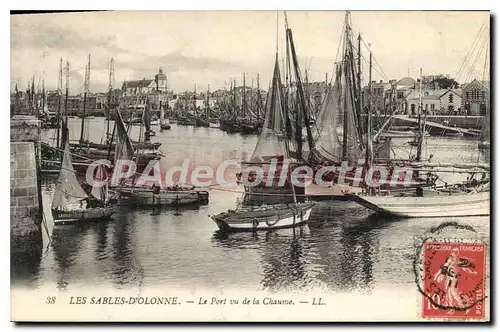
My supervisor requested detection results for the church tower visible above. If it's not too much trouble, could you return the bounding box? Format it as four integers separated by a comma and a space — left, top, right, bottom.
155, 68, 167, 92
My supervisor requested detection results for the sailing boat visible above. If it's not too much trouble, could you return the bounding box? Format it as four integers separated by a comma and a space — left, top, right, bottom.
143, 101, 156, 138
112, 109, 209, 206
211, 46, 315, 232
348, 68, 490, 218
51, 120, 116, 224
159, 104, 171, 130
193, 85, 210, 128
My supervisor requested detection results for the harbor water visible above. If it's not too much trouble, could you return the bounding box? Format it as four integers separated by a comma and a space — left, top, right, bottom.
12, 117, 490, 293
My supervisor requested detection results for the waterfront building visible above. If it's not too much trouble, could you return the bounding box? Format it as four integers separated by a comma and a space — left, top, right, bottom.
462, 79, 489, 115
122, 68, 168, 96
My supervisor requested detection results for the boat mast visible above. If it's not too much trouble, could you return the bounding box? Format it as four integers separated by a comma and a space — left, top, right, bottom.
284, 13, 295, 145
56, 58, 63, 149
106, 58, 114, 143
256, 73, 261, 122
14, 83, 20, 115
365, 51, 373, 166
194, 84, 197, 119
416, 68, 424, 162
233, 79, 237, 119
64, 61, 70, 126
206, 84, 210, 119
41, 79, 45, 115
357, 32, 362, 118
242, 73, 246, 119
30, 76, 35, 115
80, 54, 91, 143
341, 13, 349, 160
286, 17, 315, 157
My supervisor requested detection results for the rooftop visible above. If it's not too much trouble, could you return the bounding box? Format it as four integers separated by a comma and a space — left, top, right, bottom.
123, 79, 154, 89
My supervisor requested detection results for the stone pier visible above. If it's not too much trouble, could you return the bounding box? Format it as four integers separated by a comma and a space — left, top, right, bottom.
10, 115, 43, 279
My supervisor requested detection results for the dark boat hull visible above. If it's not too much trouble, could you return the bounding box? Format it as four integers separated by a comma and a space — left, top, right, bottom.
51, 206, 116, 225
71, 141, 162, 151
195, 118, 210, 127
240, 123, 261, 135
116, 187, 209, 207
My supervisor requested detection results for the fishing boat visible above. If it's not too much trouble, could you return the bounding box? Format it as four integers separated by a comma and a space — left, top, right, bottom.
478, 141, 490, 149
72, 140, 161, 151
115, 186, 209, 206
240, 120, 261, 135
380, 129, 430, 139
159, 107, 171, 130
212, 202, 315, 232
209, 121, 220, 129
195, 117, 210, 127
160, 120, 171, 130
178, 116, 196, 126
347, 185, 489, 218
51, 122, 116, 224
150, 115, 159, 126
348, 68, 491, 218
110, 108, 209, 207
212, 32, 315, 232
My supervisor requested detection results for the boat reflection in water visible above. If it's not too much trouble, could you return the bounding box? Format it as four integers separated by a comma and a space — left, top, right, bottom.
212, 225, 310, 292
211, 200, 408, 293
51, 223, 96, 290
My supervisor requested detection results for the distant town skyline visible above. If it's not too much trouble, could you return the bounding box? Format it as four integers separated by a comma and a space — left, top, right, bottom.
11, 11, 490, 94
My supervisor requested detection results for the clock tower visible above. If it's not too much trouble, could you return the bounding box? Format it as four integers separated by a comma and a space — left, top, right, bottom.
155, 68, 167, 92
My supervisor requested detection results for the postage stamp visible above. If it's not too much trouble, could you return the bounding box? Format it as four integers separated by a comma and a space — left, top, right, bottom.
414, 222, 488, 320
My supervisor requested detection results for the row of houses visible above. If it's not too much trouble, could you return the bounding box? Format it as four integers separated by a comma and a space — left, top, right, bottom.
363, 76, 489, 116
12, 66, 489, 117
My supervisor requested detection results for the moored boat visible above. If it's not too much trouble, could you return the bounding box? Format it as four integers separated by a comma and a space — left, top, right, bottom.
347, 187, 489, 218
478, 141, 490, 150
160, 123, 171, 130
211, 202, 314, 232
116, 186, 209, 207
212, 34, 316, 232
51, 122, 116, 225
348, 67, 490, 219
159, 108, 171, 130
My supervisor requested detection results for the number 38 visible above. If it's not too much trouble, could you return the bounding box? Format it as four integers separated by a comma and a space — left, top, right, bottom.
46, 296, 56, 304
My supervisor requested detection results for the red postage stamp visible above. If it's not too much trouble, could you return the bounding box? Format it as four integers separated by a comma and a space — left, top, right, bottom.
420, 241, 486, 319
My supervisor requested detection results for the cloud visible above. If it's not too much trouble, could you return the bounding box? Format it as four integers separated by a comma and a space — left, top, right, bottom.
11, 15, 117, 52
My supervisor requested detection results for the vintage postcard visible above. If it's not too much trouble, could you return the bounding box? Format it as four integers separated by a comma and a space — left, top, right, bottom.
10, 10, 490, 322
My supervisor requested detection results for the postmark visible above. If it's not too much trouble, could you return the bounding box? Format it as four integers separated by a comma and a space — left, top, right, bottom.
413, 222, 488, 320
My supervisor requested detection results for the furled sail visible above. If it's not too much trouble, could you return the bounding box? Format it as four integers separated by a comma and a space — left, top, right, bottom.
91, 163, 109, 203
114, 109, 135, 161
143, 103, 151, 133
250, 55, 289, 162
52, 128, 88, 210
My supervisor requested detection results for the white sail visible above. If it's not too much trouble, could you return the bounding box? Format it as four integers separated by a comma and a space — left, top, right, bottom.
91, 164, 109, 203
52, 139, 88, 210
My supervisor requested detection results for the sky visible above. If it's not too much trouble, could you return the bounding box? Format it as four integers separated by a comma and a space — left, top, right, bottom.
10, 10, 490, 94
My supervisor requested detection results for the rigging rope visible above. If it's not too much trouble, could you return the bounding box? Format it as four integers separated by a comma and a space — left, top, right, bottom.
455, 21, 488, 82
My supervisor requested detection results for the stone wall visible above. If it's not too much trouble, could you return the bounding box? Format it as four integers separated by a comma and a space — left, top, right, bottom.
10, 115, 42, 237
10, 142, 40, 236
